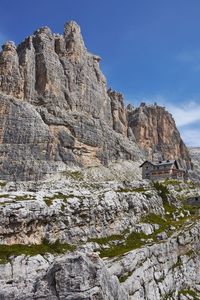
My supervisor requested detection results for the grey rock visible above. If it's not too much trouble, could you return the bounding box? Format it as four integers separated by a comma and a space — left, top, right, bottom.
0, 21, 143, 181
0, 252, 129, 300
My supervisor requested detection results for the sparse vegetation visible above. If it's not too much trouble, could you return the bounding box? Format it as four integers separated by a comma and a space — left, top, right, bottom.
153, 181, 170, 202
0, 194, 10, 199
178, 289, 199, 300
164, 178, 180, 186
15, 195, 35, 201
119, 271, 133, 283
100, 231, 148, 258
43, 192, 84, 206
62, 170, 83, 181
116, 187, 146, 193
0, 181, 7, 188
44, 198, 53, 207
0, 240, 76, 264
88, 234, 124, 244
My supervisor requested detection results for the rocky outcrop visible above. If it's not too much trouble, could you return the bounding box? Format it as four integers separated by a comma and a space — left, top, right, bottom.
0, 21, 144, 181
0, 165, 200, 299
0, 175, 162, 245
0, 21, 192, 181
128, 103, 191, 168
108, 88, 128, 135
1, 219, 200, 299
108, 221, 200, 299
189, 147, 200, 180
0, 251, 129, 300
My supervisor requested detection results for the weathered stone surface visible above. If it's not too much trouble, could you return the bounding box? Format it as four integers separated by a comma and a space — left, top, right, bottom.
0, 164, 200, 299
107, 221, 200, 299
0, 94, 62, 181
1, 219, 200, 299
0, 21, 145, 180
108, 88, 128, 135
0, 252, 129, 300
0, 176, 162, 245
189, 147, 200, 180
0, 41, 24, 99
128, 103, 191, 168
0, 21, 192, 181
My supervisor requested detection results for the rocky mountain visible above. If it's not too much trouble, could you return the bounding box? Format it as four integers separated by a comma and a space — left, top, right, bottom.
0, 21, 191, 181
128, 103, 191, 169
0, 21, 198, 300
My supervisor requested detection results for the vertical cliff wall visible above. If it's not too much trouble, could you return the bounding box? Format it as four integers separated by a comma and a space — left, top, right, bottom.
0, 22, 143, 180
128, 103, 191, 168
0, 21, 191, 180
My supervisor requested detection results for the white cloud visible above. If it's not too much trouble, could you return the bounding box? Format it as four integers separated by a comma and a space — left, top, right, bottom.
166, 101, 200, 127
128, 96, 200, 147
128, 96, 200, 128
162, 100, 200, 146
179, 127, 200, 147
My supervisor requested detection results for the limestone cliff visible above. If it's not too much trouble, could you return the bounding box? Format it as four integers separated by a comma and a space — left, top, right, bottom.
0, 21, 191, 181
128, 103, 191, 168
0, 22, 142, 181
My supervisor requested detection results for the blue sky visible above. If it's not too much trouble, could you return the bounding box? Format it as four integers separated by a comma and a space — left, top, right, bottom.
0, 0, 200, 146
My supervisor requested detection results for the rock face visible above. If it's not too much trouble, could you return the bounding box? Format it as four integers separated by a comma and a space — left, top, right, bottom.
0, 252, 129, 300
128, 103, 191, 168
0, 178, 162, 245
189, 147, 200, 180
0, 166, 200, 299
108, 221, 200, 299
0, 21, 191, 181
0, 21, 143, 181
1, 210, 200, 299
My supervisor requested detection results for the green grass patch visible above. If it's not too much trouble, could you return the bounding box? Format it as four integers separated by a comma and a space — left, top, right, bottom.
44, 199, 53, 207
182, 204, 197, 216
0, 241, 76, 264
0, 194, 10, 199
15, 195, 35, 201
0, 181, 6, 188
178, 289, 199, 300
43, 192, 84, 205
100, 231, 148, 258
153, 181, 170, 202
119, 271, 133, 283
88, 234, 124, 245
63, 170, 83, 181
142, 213, 171, 240
164, 179, 180, 186
153, 181, 177, 214
116, 187, 146, 193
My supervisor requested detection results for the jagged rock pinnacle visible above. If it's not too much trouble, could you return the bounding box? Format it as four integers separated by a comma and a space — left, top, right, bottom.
64, 20, 86, 53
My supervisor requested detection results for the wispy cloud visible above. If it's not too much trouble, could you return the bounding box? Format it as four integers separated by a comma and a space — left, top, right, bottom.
128, 95, 200, 147
166, 100, 200, 147
166, 101, 200, 127
179, 127, 200, 147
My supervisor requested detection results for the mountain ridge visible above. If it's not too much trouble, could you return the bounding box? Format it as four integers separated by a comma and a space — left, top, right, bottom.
0, 21, 191, 180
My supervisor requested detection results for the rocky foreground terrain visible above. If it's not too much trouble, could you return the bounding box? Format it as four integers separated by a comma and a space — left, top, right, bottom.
0, 166, 200, 299
0, 21, 199, 300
